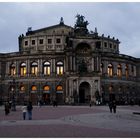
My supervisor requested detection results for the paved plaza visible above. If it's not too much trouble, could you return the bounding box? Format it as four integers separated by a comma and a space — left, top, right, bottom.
0, 105, 140, 138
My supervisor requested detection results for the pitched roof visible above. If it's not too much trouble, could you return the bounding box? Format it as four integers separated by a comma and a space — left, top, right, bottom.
26, 23, 74, 35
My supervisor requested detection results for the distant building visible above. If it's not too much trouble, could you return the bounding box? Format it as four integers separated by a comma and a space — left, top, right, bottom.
0, 15, 140, 105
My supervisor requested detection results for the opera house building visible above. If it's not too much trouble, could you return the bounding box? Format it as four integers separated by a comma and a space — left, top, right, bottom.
0, 15, 140, 105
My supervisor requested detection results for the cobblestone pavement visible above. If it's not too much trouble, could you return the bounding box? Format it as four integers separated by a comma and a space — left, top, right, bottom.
0, 105, 140, 138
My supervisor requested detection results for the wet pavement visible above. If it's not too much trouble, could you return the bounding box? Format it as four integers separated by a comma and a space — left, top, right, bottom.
0, 105, 140, 138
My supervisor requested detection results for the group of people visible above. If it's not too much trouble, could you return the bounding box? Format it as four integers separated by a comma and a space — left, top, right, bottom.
4, 100, 33, 120
109, 100, 117, 113
22, 101, 33, 120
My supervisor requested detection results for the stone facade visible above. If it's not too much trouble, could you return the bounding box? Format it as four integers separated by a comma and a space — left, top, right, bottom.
0, 16, 140, 105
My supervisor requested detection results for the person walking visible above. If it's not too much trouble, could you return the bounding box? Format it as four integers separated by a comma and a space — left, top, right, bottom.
112, 100, 117, 113
89, 100, 92, 107
38, 100, 42, 108
4, 101, 10, 115
27, 101, 33, 120
21, 103, 27, 120
109, 101, 113, 113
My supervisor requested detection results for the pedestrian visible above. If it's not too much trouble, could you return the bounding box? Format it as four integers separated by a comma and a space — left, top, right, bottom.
9, 100, 12, 110
27, 101, 33, 120
89, 100, 92, 107
53, 99, 57, 107
109, 101, 113, 113
21, 103, 27, 120
112, 100, 117, 113
4, 101, 10, 115
38, 100, 42, 108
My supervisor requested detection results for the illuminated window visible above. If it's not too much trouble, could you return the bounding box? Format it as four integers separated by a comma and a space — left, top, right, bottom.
20, 85, 25, 91
43, 61, 50, 75
108, 64, 113, 77
31, 85, 37, 91
117, 64, 122, 78
31, 62, 38, 76
56, 85, 63, 91
20, 62, 26, 76
43, 85, 50, 91
56, 61, 64, 75
125, 64, 129, 79
10, 63, 16, 76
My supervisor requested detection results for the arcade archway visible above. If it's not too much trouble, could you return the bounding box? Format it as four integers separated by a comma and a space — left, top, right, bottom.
79, 82, 91, 103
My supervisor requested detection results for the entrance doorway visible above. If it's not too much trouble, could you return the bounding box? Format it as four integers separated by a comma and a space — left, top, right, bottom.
79, 89, 85, 103
79, 82, 90, 103
42, 93, 50, 105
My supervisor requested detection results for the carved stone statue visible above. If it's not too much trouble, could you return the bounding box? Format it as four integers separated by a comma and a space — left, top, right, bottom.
60, 17, 64, 25
75, 14, 89, 29
78, 59, 87, 73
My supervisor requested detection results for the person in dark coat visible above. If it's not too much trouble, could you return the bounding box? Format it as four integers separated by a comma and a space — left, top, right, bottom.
5, 102, 10, 115
112, 100, 117, 113
109, 101, 113, 113
27, 101, 33, 120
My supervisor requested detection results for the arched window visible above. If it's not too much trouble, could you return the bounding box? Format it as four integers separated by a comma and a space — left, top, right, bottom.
125, 64, 129, 79
31, 85, 37, 91
117, 64, 122, 78
108, 64, 113, 77
43, 85, 50, 91
43, 61, 51, 75
20, 85, 25, 91
56, 61, 64, 75
20, 62, 26, 76
56, 85, 63, 93
31, 62, 38, 76
10, 63, 16, 76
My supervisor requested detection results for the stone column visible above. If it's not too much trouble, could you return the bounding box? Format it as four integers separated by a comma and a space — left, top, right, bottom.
113, 62, 117, 77
52, 58, 56, 74
96, 56, 99, 71
70, 56, 73, 71
92, 57, 94, 71
122, 63, 125, 77
38, 59, 42, 76
27, 59, 30, 77
65, 55, 69, 73
6, 61, 10, 77
16, 61, 19, 77
73, 56, 76, 72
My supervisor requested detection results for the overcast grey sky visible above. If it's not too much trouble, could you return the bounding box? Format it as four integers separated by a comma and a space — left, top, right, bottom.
0, 2, 140, 58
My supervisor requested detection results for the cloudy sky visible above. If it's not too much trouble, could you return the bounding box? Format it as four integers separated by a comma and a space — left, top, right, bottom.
0, 2, 140, 58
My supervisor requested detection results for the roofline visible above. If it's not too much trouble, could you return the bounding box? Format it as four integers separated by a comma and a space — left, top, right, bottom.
26, 24, 74, 35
